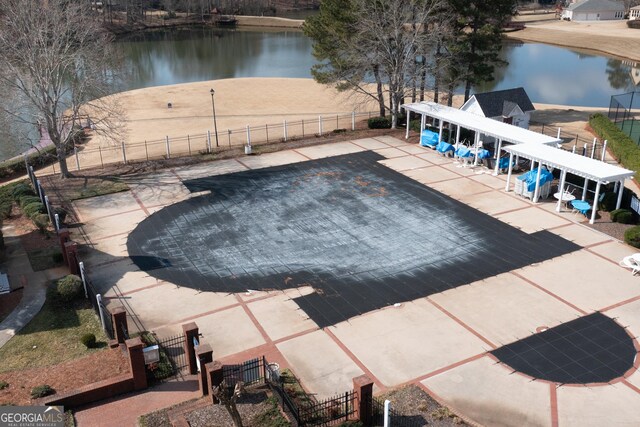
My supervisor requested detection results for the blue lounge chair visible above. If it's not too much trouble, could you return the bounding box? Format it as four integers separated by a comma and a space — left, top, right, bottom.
571, 193, 606, 218
420, 129, 439, 148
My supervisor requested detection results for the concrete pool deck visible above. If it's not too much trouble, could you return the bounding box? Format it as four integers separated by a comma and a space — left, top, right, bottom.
72, 136, 640, 427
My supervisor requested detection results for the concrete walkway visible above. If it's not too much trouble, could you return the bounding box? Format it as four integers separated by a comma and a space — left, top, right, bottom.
0, 225, 51, 348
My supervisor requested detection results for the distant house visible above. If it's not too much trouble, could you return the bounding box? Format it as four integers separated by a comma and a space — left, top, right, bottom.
460, 87, 535, 130
630, 5, 640, 20
561, 0, 625, 21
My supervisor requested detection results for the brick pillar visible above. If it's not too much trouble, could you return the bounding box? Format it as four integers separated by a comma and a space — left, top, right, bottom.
353, 375, 374, 427
182, 322, 199, 375
64, 241, 79, 275
196, 344, 214, 396
58, 229, 70, 265
111, 307, 128, 344
205, 361, 224, 404
126, 337, 147, 391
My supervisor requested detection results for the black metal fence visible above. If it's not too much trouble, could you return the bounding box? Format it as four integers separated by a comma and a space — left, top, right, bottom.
79, 262, 114, 339
298, 391, 356, 427
156, 332, 188, 376
608, 91, 640, 145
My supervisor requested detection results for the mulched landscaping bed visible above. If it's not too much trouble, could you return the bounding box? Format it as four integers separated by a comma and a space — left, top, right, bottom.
0, 288, 22, 323
0, 347, 130, 406
378, 385, 466, 426
587, 216, 634, 242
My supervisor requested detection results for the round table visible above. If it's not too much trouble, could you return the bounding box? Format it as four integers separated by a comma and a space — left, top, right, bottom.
553, 192, 576, 209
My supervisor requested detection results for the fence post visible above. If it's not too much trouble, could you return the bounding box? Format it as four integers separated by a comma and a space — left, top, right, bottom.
319, 115, 323, 136
266, 124, 269, 143
187, 135, 191, 155
182, 322, 199, 375
145, 140, 149, 161
36, 180, 44, 203
74, 147, 80, 171
54, 213, 60, 232
197, 344, 214, 396
111, 307, 128, 344
541, 123, 545, 134
126, 337, 148, 391
353, 375, 374, 426
99, 146, 104, 168
166, 136, 171, 158
302, 119, 305, 138
591, 139, 597, 158
205, 361, 224, 404
96, 294, 106, 331
336, 114, 339, 130
602, 140, 607, 161
557, 127, 561, 139
352, 112, 356, 131
58, 228, 70, 265
246, 125, 251, 146
44, 195, 54, 224
121, 140, 127, 164
207, 131, 212, 153
283, 120, 288, 141
79, 261, 88, 298
583, 143, 588, 157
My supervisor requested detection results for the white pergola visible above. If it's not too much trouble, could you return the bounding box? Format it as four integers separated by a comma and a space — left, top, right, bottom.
503, 144, 635, 224
402, 102, 562, 172
402, 101, 635, 225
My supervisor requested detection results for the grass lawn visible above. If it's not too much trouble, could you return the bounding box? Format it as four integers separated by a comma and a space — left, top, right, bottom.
0, 283, 108, 373
26, 246, 64, 271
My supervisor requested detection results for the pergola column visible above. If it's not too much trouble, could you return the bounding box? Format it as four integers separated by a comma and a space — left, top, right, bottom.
438, 119, 444, 141
556, 169, 568, 212
505, 153, 514, 192
582, 178, 589, 200
473, 132, 480, 166
420, 113, 426, 132
455, 124, 461, 148
493, 139, 503, 175
533, 163, 543, 203
616, 179, 625, 210
405, 109, 411, 139
590, 181, 602, 224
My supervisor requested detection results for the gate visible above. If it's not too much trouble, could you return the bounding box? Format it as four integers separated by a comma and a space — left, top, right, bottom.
156, 333, 188, 376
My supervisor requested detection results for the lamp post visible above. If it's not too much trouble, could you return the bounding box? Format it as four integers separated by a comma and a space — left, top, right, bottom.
210, 88, 219, 147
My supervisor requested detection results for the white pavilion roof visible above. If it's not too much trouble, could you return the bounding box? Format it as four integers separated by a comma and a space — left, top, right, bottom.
503, 143, 635, 183
403, 101, 561, 146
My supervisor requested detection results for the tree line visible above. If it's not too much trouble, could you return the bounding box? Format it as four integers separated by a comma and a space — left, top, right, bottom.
304, 0, 518, 129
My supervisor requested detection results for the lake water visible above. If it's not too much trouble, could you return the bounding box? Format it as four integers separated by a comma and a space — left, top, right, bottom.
118, 27, 639, 107
3, 27, 638, 161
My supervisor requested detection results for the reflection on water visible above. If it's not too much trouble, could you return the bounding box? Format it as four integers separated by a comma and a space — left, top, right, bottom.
118, 27, 314, 89
118, 28, 638, 107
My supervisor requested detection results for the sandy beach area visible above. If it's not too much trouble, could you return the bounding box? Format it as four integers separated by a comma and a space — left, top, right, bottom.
509, 14, 640, 62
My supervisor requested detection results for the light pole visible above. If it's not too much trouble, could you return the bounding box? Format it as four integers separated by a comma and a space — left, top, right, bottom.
210, 88, 219, 148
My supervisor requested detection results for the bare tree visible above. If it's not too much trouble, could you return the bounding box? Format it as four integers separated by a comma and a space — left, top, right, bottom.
213, 380, 245, 427
0, 0, 124, 178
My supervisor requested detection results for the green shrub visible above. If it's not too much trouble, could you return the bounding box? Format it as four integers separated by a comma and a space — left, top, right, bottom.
409, 119, 421, 132
600, 192, 618, 212
628, 19, 640, 29
0, 202, 12, 220
11, 183, 35, 200
0, 380, 8, 390
30, 384, 55, 399
624, 225, 640, 248
32, 213, 50, 233
0, 145, 57, 181
23, 202, 46, 218
80, 333, 97, 348
367, 116, 391, 129
589, 113, 640, 181
611, 208, 635, 224
19, 195, 42, 209
56, 275, 83, 302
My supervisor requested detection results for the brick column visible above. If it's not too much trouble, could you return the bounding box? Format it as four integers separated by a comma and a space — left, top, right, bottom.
353, 375, 374, 426
126, 337, 147, 391
182, 322, 199, 375
196, 344, 214, 396
58, 229, 70, 264
205, 361, 224, 404
64, 241, 79, 275
111, 307, 128, 344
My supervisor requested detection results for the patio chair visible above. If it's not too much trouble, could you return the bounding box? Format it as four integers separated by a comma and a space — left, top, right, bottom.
570, 193, 606, 218
436, 141, 455, 157
619, 254, 640, 275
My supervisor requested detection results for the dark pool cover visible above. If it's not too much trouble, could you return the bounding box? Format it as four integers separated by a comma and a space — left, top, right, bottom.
491, 312, 637, 384
127, 151, 580, 327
